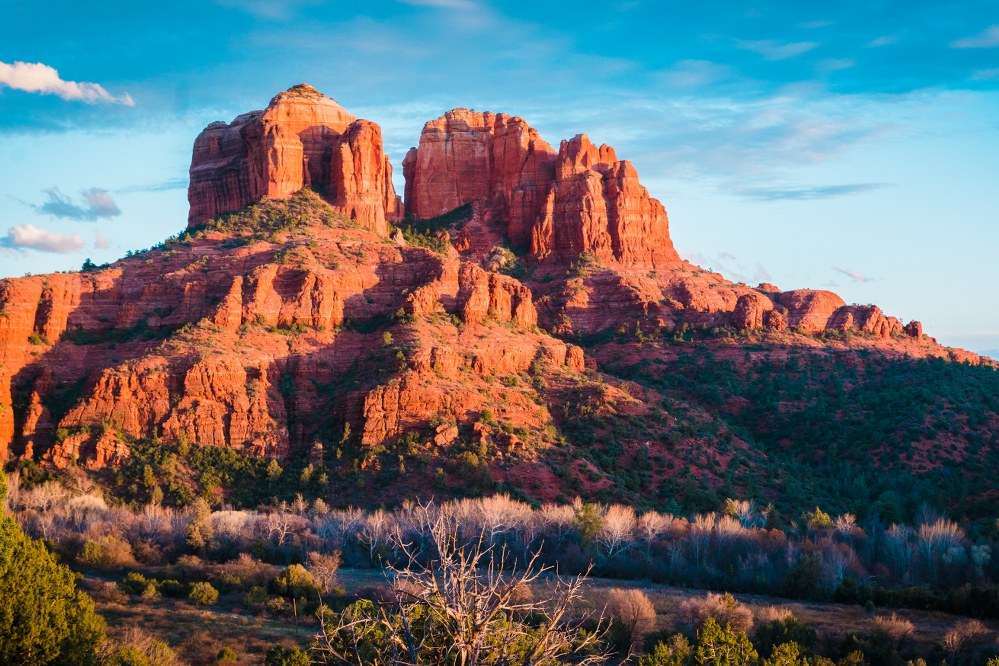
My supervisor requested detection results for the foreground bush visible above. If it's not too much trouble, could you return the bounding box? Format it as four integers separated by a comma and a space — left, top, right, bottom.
0, 471, 105, 664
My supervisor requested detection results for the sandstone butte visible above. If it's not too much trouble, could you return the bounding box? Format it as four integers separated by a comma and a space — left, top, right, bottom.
188, 84, 401, 234
0, 84, 990, 478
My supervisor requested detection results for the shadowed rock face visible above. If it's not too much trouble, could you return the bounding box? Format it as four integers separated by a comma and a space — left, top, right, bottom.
188, 84, 401, 234
403, 109, 680, 268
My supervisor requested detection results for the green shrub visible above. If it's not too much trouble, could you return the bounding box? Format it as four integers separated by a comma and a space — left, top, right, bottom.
694, 617, 758, 665
639, 634, 693, 666
78, 534, 137, 570
761, 642, 806, 666
0, 470, 106, 664
216, 646, 238, 664
118, 572, 151, 595
264, 646, 310, 666
754, 616, 816, 659
189, 581, 219, 606
273, 564, 319, 600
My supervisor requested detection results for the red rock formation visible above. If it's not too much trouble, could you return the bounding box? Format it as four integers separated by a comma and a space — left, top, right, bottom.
531, 135, 679, 267
778, 290, 847, 334
731, 292, 775, 330
763, 309, 788, 332
188, 84, 400, 234
829, 305, 905, 339
0, 85, 988, 483
0, 189, 596, 468
403, 109, 557, 247
404, 112, 679, 267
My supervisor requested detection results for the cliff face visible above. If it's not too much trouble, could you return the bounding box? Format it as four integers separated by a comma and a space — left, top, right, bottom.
0, 192, 588, 471
403, 110, 680, 267
188, 84, 400, 234
0, 85, 992, 508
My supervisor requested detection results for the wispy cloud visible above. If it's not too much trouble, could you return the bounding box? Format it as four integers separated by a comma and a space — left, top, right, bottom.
0, 224, 85, 253
951, 25, 999, 49
656, 60, 732, 88
735, 39, 818, 61
971, 68, 999, 81
94, 231, 111, 249
680, 249, 774, 285
833, 267, 872, 283
117, 178, 188, 193
738, 183, 890, 201
868, 35, 898, 48
399, 0, 478, 8
0, 61, 134, 105
213, 0, 327, 20
35, 188, 122, 221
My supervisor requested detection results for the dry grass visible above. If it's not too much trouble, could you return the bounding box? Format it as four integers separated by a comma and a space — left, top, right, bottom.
575, 575, 999, 652
678, 592, 754, 632
85, 568, 999, 662
872, 612, 916, 642
84, 575, 309, 665
754, 605, 794, 624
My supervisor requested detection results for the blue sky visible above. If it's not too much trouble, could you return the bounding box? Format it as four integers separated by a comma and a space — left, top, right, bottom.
1, 0, 998, 355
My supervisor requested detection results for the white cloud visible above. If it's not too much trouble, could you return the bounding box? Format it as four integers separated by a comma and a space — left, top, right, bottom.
94, 231, 111, 249
0, 61, 134, 105
0, 224, 85, 253
951, 25, 999, 49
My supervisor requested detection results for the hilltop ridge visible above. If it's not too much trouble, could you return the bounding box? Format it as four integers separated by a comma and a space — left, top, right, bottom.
0, 85, 995, 519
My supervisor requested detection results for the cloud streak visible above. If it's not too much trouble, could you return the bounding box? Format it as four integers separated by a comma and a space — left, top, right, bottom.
35, 187, 122, 221
0, 224, 85, 253
0, 60, 134, 105
735, 39, 818, 61
833, 267, 872, 283
680, 249, 774, 285
738, 183, 890, 201
951, 25, 999, 48
398, 0, 478, 8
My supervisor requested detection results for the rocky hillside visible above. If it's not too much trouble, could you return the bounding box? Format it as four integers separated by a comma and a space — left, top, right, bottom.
1, 85, 995, 522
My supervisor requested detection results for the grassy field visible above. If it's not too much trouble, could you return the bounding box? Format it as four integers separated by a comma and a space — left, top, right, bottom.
578, 576, 999, 653
83, 567, 999, 664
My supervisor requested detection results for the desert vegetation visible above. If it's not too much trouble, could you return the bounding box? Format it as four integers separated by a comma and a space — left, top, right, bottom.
4, 465, 999, 663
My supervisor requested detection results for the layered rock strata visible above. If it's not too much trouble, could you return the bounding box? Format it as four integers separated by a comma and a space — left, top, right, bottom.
188, 84, 400, 233
403, 109, 680, 267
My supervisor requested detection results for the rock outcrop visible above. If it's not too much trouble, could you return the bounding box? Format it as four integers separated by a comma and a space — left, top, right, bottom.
403, 110, 680, 267
731, 292, 775, 330
403, 109, 558, 248
0, 83, 984, 487
188, 84, 400, 233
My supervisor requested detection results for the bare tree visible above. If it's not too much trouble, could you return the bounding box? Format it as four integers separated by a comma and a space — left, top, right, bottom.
315, 503, 611, 666
307, 550, 343, 595
598, 504, 636, 559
